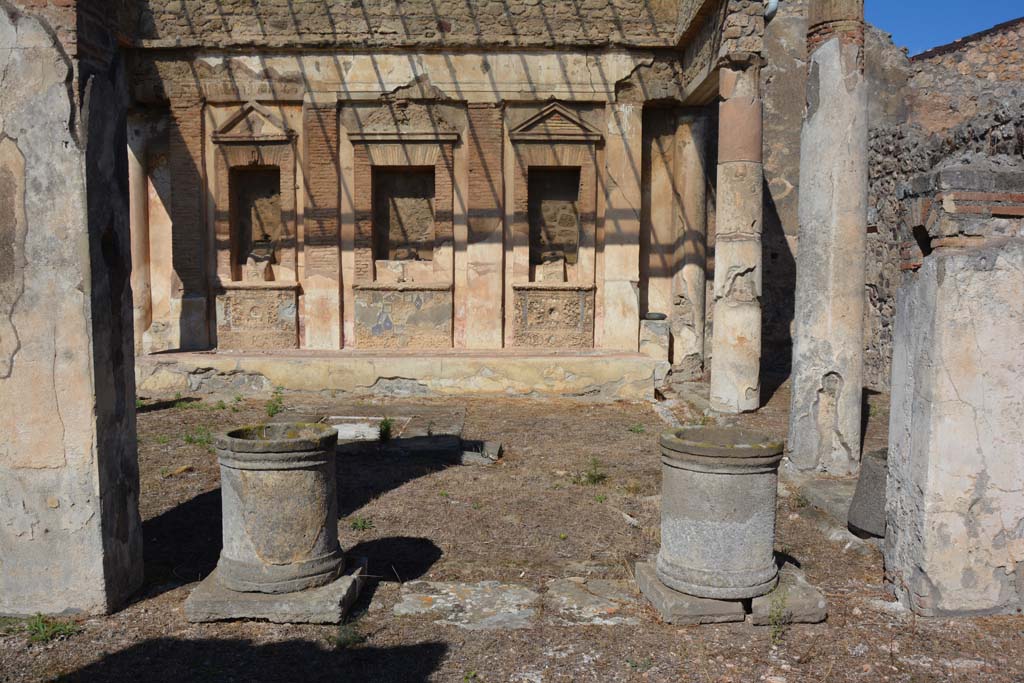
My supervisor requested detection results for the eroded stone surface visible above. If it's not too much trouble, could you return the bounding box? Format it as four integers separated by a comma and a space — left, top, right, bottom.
393, 581, 541, 630
544, 578, 640, 625
885, 241, 1024, 617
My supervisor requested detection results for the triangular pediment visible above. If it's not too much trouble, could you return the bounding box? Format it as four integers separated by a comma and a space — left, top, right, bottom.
214, 101, 293, 143
510, 103, 603, 144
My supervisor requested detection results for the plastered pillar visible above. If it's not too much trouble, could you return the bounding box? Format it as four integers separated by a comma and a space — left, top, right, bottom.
710, 61, 764, 413
127, 117, 151, 354
787, 0, 868, 474
672, 113, 709, 379
602, 102, 642, 351
0, 2, 143, 615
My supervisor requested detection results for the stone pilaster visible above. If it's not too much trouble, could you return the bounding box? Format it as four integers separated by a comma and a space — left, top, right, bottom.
464, 104, 505, 349
787, 0, 867, 474
672, 113, 709, 380
303, 99, 342, 349
602, 102, 642, 351
710, 60, 764, 413
167, 95, 210, 350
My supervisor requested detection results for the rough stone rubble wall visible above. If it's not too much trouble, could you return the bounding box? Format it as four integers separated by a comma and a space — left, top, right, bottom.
0, 0, 142, 615
131, 0, 684, 47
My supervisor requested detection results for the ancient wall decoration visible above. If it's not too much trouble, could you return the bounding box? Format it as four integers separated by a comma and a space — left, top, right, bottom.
508, 103, 602, 348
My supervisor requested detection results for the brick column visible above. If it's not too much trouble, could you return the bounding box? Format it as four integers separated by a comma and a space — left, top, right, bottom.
168, 96, 210, 349
787, 0, 868, 474
303, 100, 342, 349
709, 59, 764, 413
464, 104, 505, 348
602, 102, 642, 351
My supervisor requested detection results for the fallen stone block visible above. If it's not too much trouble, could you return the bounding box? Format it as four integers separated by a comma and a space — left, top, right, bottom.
460, 440, 503, 465
750, 564, 828, 625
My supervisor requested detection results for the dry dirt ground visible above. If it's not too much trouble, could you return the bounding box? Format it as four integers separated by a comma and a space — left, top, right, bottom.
2, 389, 1023, 682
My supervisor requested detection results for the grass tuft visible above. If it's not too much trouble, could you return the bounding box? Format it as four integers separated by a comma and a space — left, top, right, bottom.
25, 615, 79, 643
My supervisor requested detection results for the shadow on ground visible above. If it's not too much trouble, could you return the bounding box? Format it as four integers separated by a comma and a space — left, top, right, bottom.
336, 440, 460, 516
54, 639, 447, 683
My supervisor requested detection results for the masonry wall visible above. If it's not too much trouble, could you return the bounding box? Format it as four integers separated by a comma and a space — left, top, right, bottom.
130, 0, 685, 48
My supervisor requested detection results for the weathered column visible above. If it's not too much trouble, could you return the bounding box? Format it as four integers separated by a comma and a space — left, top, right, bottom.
672, 113, 709, 379
127, 117, 152, 354
710, 59, 764, 413
0, 2, 143, 615
787, 0, 867, 474
602, 102, 642, 351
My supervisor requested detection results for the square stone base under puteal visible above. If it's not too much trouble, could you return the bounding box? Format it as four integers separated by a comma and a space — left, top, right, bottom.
185, 561, 366, 624
635, 561, 827, 626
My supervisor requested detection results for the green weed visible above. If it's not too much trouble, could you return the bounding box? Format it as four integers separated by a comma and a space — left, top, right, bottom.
335, 622, 367, 649
573, 458, 607, 486
769, 589, 790, 646
184, 426, 212, 447
349, 516, 374, 532
378, 417, 395, 442
628, 423, 646, 434
25, 615, 79, 643
265, 387, 285, 417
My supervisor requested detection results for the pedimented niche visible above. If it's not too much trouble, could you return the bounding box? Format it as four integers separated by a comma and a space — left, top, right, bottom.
213, 101, 294, 143
509, 102, 603, 144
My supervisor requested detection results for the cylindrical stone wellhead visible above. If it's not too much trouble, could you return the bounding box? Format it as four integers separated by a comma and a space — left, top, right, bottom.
214, 423, 344, 594
656, 426, 784, 599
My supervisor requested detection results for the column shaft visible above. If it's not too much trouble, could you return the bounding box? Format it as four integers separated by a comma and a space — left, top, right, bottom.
788, 0, 868, 474
602, 102, 643, 351
672, 113, 709, 379
710, 64, 764, 413
128, 118, 151, 353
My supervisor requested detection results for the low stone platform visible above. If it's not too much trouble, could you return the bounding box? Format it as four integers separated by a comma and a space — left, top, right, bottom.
136, 350, 664, 401
635, 561, 827, 626
184, 562, 366, 624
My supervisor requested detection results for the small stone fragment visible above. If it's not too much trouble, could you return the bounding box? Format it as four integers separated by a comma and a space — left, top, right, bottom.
750, 564, 828, 626
544, 578, 640, 625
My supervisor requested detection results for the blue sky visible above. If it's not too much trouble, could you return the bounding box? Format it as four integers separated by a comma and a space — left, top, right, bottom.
866, 1, 1022, 56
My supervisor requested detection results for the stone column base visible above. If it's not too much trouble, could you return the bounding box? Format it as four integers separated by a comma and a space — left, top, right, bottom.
185, 561, 366, 624
636, 561, 827, 626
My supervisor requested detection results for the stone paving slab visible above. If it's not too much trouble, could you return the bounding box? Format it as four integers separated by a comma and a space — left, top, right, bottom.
635, 562, 747, 625
184, 561, 366, 624
393, 581, 541, 630
544, 578, 640, 625
750, 564, 828, 625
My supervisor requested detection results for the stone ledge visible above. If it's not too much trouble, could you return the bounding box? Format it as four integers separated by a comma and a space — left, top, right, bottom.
136, 350, 659, 401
